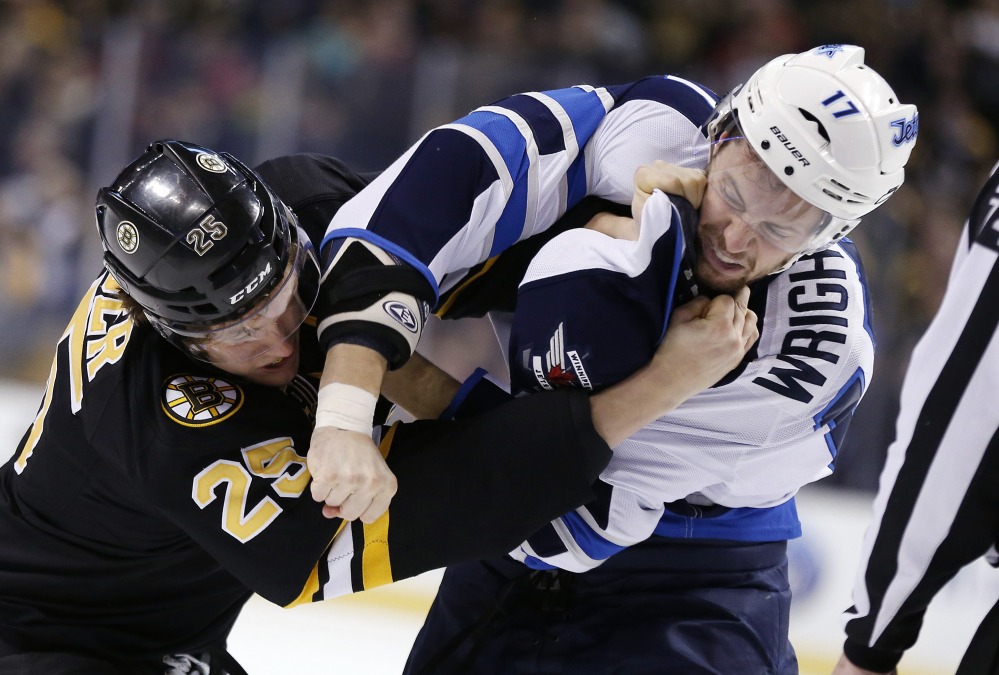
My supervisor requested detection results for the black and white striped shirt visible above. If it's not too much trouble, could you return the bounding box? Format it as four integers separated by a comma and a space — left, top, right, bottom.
842, 161, 999, 672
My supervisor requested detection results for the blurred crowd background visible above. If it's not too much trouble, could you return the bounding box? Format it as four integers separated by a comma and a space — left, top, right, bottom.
1, 0, 997, 490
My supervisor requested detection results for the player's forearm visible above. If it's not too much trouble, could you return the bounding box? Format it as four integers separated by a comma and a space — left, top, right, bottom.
319, 343, 388, 396
589, 356, 687, 447
381, 352, 460, 419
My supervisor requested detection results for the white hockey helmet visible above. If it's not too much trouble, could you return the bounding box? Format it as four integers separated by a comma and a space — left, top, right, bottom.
706, 44, 918, 254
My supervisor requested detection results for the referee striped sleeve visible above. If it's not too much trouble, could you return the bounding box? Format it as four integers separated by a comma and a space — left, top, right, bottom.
845, 166, 999, 667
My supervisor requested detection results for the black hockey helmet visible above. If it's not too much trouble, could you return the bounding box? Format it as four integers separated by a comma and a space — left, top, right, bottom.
96, 139, 320, 360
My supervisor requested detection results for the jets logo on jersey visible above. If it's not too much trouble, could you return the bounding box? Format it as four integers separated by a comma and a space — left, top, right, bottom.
529, 322, 592, 391
162, 374, 244, 427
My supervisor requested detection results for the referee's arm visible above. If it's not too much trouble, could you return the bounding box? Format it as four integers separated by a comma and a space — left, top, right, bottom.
839, 164, 999, 673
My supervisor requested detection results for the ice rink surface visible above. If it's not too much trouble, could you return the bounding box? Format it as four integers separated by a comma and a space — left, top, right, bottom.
3, 372, 998, 674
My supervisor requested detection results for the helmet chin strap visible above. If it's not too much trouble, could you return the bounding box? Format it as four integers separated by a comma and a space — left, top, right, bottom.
703, 87, 741, 146
666, 195, 702, 304
770, 251, 804, 275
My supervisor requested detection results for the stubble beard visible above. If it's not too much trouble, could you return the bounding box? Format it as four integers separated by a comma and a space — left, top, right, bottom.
690, 234, 754, 296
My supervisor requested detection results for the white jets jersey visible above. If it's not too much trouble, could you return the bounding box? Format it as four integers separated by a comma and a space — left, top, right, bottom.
320, 70, 874, 574
504, 191, 874, 572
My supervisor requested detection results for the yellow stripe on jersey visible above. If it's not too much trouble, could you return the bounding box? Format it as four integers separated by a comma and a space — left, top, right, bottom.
287, 425, 400, 603
361, 511, 393, 589
434, 255, 500, 318
68, 278, 101, 413
15, 277, 103, 472
285, 564, 322, 609
14, 351, 59, 474
286, 519, 350, 608
360, 424, 398, 590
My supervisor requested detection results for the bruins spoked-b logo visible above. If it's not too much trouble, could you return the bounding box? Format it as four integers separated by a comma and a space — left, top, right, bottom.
116, 221, 139, 254
162, 374, 244, 427
196, 152, 227, 174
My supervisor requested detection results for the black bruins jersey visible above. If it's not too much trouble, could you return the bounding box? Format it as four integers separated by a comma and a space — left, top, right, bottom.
0, 155, 610, 667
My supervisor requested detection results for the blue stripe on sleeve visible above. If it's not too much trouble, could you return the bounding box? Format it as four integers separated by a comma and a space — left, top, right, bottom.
539, 85, 610, 141
455, 110, 530, 257
658, 203, 686, 342
491, 176, 527, 257
454, 109, 529, 169
438, 368, 488, 420
816, 367, 866, 463
493, 93, 567, 156
566, 152, 587, 210
522, 555, 557, 571
327, 128, 501, 282
535, 86, 604, 208
560, 510, 626, 560
320, 227, 441, 301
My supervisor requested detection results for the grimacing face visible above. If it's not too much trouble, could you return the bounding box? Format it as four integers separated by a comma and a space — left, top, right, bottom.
693, 139, 824, 294
200, 304, 303, 388
195, 261, 305, 388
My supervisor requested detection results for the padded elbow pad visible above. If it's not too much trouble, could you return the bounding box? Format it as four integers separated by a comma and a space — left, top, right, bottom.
316, 238, 433, 369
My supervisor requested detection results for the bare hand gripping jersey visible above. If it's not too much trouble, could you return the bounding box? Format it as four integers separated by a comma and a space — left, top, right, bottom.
0, 155, 611, 666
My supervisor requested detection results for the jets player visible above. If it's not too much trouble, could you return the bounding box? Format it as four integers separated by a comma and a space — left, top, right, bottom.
833, 162, 999, 675
308, 45, 918, 673
0, 141, 754, 674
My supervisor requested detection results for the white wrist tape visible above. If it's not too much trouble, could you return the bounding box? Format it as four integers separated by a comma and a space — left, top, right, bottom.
315, 383, 378, 434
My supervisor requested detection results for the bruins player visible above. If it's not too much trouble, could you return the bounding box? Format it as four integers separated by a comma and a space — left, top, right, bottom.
0, 140, 754, 674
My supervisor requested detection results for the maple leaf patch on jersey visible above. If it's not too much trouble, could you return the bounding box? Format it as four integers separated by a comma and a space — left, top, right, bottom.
161, 374, 244, 427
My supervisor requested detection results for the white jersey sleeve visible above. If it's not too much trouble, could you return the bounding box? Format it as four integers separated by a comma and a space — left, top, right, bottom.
321, 77, 715, 301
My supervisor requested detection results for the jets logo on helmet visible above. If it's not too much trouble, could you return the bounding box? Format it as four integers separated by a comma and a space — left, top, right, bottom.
891, 113, 919, 147
814, 44, 845, 58
116, 221, 139, 254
